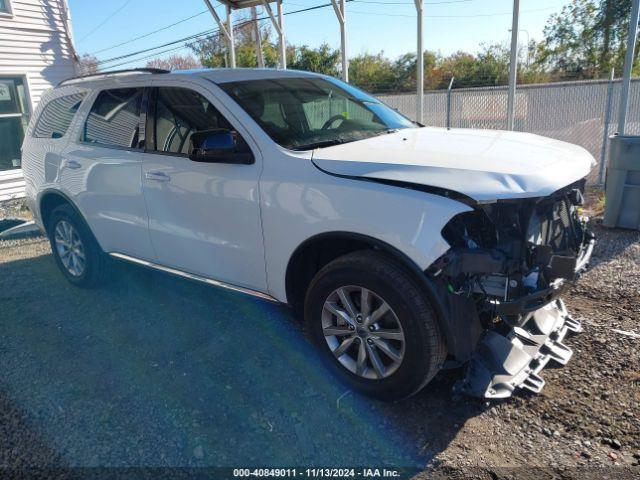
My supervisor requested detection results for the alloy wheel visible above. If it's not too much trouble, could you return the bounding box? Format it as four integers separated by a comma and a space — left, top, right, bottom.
321, 285, 406, 380
54, 220, 86, 277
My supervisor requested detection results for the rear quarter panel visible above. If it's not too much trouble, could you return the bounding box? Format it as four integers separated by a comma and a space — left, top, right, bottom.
21, 86, 88, 228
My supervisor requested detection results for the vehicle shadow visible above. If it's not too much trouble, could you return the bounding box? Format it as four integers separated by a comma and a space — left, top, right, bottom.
0, 252, 485, 469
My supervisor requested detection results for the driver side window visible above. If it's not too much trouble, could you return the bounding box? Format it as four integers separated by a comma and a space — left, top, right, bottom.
149, 87, 246, 155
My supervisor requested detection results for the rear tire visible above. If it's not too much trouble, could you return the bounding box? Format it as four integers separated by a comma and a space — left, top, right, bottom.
304, 250, 446, 401
47, 204, 110, 288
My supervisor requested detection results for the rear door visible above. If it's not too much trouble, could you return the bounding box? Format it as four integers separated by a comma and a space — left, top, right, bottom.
140, 81, 266, 291
59, 86, 155, 260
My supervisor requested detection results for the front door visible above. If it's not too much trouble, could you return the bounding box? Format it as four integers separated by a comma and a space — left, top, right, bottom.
141, 84, 266, 292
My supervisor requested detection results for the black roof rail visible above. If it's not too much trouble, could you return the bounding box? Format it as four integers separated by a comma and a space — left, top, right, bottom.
58, 68, 170, 86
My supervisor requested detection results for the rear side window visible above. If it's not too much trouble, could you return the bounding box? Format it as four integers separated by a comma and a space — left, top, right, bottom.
150, 87, 234, 155
33, 92, 85, 139
83, 88, 142, 149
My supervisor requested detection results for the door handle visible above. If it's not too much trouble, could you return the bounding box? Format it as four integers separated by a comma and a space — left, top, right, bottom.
66, 160, 81, 170
145, 171, 171, 182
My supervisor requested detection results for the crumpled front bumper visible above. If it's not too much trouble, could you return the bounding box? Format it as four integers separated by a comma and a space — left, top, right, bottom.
454, 234, 594, 399
493, 237, 595, 317
455, 299, 582, 399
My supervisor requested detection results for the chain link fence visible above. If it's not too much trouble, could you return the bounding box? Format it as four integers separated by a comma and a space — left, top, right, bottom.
378, 78, 640, 185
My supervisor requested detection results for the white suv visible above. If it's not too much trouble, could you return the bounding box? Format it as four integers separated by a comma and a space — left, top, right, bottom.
22, 68, 595, 400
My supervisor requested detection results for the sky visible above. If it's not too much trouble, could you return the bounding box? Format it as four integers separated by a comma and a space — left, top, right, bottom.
66, 0, 572, 70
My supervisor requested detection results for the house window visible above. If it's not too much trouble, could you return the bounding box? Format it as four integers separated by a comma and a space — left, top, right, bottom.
0, 77, 30, 171
0, 0, 11, 15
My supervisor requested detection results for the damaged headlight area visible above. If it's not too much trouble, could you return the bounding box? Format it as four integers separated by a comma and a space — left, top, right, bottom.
429, 180, 595, 398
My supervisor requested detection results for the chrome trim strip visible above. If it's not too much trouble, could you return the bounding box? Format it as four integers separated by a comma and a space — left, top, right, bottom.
109, 252, 279, 303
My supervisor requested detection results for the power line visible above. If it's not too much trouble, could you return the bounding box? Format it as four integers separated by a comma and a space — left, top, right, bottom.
104, 44, 195, 70
78, 0, 133, 42
96, 1, 348, 66
347, 5, 556, 18
93, 0, 349, 59
353, 0, 473, 4
97, 28, 218, 66
92, 10, 211, 55
96, 1, 556, 68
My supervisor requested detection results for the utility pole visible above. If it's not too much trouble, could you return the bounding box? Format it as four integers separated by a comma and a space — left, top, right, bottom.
506, 0, 520, 131
226, 4, 235, 68
617, 0, 640, 135
252, 7, 265, 68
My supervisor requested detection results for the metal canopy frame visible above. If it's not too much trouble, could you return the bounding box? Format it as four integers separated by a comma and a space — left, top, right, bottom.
203, 0, 423, 117
216, 0, 269, 7
204, 0, 285, 69
331, 0, 348, 82
415, 0, 423, 124
261, 0, 286, 69
203, 0, 640, 131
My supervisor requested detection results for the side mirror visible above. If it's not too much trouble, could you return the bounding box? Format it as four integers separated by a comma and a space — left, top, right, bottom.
189, 129, 253, 164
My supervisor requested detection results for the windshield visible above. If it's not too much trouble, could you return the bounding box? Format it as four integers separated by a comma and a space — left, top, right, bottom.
219, 77, 416, 150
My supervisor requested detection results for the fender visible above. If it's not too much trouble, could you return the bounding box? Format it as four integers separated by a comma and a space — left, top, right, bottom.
37, 188, 106, 251
286, 231, 479, 361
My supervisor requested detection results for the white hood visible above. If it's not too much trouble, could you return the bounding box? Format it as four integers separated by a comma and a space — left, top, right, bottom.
311, 127, 595, 202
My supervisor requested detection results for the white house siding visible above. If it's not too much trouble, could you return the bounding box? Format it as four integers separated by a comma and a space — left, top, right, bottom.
0, 0, 78, 107
0, 0, 78, 196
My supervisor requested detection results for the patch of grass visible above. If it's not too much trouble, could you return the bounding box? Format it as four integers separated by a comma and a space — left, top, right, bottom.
585, 186, 605, 219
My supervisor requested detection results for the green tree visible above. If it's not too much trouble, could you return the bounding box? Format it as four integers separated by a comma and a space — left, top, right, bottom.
535, 0, 637, 79
185, 0, 638, 93
389, 51, 440, 91
189, 16, 279, 68
288, 43, 340, 76
349, 52, 396, 92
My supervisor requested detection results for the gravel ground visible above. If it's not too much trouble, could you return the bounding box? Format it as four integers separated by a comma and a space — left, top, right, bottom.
0, 196, 638, 479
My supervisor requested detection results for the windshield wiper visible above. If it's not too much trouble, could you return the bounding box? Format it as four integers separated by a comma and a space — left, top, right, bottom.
292, 128, 403, 151
292, 139, 349, 151
374, 128, 400, 136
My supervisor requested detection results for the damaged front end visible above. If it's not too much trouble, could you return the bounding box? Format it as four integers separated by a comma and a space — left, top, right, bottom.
429, 180, 595, 398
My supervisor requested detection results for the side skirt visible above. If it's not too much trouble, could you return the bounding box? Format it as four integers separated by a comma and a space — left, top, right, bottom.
109, 252, 280, 304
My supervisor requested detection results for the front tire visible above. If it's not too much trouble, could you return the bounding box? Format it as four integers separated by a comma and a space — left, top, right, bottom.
304, 250, 446, 401
47, 204, 109, 288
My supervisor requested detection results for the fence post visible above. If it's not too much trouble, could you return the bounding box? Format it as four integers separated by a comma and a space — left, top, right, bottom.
506, 0, 520, 130
617, 0, 640, 134
599, 69, 616, 184
446, 76, 455, 129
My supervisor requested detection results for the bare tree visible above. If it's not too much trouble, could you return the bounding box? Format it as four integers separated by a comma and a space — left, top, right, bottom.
146, 54, 201, 71
78, 53, 99, 75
